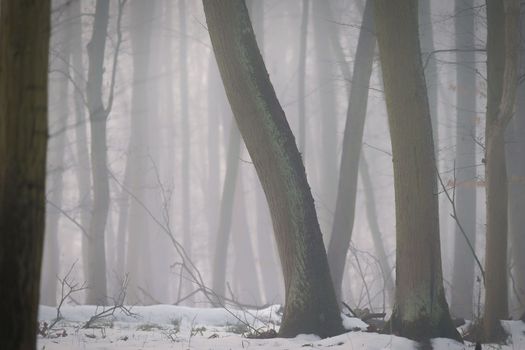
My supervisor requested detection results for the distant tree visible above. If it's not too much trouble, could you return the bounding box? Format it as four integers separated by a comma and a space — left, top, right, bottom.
374, 0, 460, 341
450, 0, 477, 321
203, 0, 343, 338
0, 0, 50, 348
327, 0, 376, 303
85, 0, 112, 305
483, 0, 519, 341
506, 1, 525, 320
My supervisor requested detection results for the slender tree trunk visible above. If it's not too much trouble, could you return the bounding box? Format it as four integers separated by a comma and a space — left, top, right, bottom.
297, 0, 309, 154
483, 0, 519, 340
85, 0, 110, 305
327, 0, 375, 303
203, 0, 343, 338
178, 0, 193, 303
126, 0, 155, 305
41, 13, 70, 306
507, 4, 525, 319
313, 0, 338, 236
0, 1, 50, 348
212, 122, 241, 301
359, 154, 395, 304
232, 172, 262, 304
68, 0, 93, 286
374, 0, 460, 341
450, 0, 477, 320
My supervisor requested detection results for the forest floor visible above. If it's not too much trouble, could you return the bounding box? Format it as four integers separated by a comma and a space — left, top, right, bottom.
37, 304, 525, 349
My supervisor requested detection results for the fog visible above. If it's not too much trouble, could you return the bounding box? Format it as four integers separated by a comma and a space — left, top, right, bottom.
40, 0, 520, 323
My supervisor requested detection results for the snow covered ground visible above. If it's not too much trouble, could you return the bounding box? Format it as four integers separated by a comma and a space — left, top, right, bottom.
37, 305, 525, 349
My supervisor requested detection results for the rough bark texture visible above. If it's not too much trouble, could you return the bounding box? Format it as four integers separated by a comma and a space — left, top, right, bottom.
85, 0, 110, 305
327, 0, 375, 303
0, 0, 50, 348
450, 0, 477, 320
374, 0, 460, 341
483, 0, 520, 340
203, 0, 343, 338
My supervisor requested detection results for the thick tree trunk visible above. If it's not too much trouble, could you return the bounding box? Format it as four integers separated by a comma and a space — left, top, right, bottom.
203, 0, 343, 338
507, 5, 525, 319
0, 0, 50, 348
374, 0, 460, 341
212, 122, 241, 301
85, 0, 110, 305
450, 0, 477, 320
126, 0, 155, 305
483, 0, 519, 340
327, 0, 375, 303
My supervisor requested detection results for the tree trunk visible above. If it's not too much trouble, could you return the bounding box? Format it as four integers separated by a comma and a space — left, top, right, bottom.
507, 4, 525, 319
483, 0, 520, 340
85, 0, 110, 305
126, 0, 155, 305
178, 0, 193, 303
203, 0, 343, 338
212, 122, 241, 301
68, 0, 93, 287
0, 0, 50, 348
327, 0, 375, 303
374, 0, 460, 341
41, 11, 70, 305
359, 154, 395, 304
297, 0, 309, 154
450, 0, 477, 320
312, 0, 338, 237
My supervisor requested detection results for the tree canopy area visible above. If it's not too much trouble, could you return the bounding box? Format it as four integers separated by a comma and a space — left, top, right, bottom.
0, 0, 524, 349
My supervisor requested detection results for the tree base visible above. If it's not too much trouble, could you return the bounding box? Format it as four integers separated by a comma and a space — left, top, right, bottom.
278, 306, 345, 339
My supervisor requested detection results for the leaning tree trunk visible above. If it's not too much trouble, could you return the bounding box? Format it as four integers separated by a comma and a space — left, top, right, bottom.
507, 5, 525, 319
327, 0, 375, 303
450, 0, 477, 320
0, 1, 50, 348
374, 0, 460, 341
203, 0, 343, 338
85, 0, 110, 305
483, 0, 519, 341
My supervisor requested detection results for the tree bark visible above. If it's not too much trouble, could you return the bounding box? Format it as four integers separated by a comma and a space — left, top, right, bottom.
203, 0, 343, 338
85, 0, 110, 305
483, 0, 520, 340
450, 0, 477, 320
374, 0, 460, 341
0, 0, 50, 348
327, 0, 375, 303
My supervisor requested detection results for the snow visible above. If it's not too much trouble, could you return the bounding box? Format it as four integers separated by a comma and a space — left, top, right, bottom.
37, 304, 525, 349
